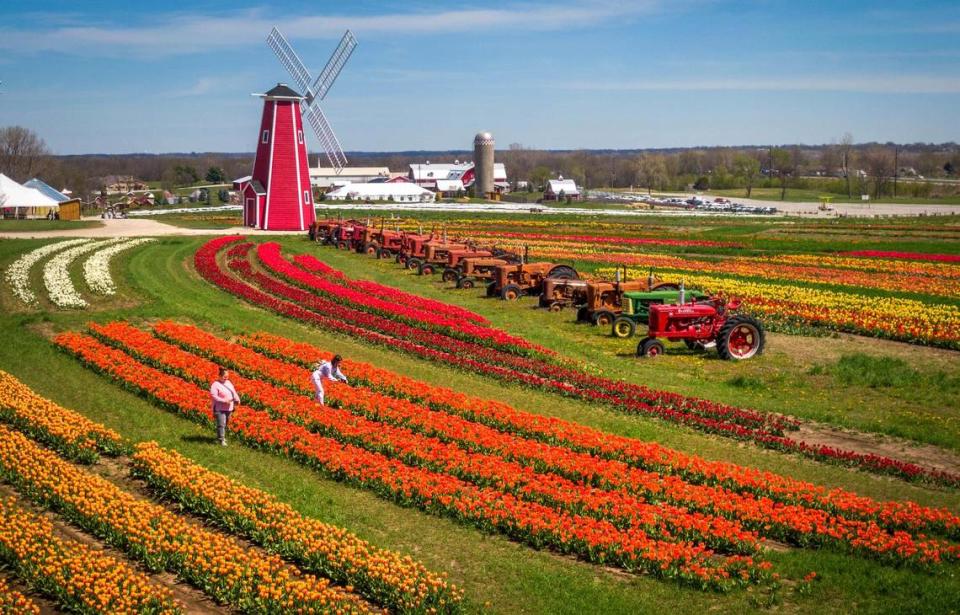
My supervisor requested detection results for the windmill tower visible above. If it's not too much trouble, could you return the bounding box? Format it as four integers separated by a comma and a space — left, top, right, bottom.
235, 28, 357, 231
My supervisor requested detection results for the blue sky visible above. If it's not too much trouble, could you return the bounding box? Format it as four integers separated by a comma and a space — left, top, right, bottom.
1, 1, 958, 154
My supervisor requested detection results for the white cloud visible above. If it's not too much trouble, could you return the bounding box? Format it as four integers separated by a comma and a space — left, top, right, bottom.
0, 2, 665, 57
559, 75, 960, 94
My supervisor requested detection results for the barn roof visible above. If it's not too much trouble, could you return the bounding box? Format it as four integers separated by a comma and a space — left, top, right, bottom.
546, 178, 579, 194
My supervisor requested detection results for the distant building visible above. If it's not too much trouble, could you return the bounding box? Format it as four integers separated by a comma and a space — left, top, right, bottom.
310, 163, 391, 189
543, 177, 581, 201
98, 175, 148, 194
325, 182, 435, 203
408, 161, 508, 193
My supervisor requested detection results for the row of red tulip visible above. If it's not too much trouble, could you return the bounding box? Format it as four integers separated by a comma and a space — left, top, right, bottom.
257, 242, 542, 355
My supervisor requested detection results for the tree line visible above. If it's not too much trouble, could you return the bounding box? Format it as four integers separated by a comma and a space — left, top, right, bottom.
2, 125, 959, 203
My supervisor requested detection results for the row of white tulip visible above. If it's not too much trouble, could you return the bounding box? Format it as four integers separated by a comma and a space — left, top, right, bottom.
83, 238, 156, 295
43, 239, 129, 308
4, 239, 91, 304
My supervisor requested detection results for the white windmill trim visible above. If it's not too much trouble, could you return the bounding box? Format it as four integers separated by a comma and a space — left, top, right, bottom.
292, 102, 304, 231
264, 101, 278, 230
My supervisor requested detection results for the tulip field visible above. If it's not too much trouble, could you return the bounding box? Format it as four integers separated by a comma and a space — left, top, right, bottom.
0, 212, 959, 613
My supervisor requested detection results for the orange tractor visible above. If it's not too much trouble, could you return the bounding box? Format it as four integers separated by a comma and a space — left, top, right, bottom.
415, 241, 472, 275
577, 268, 680, 326
488, 261, 579, 301
440, 247, 520, 282
540, 277, 590, 312
454, 256, 517, 289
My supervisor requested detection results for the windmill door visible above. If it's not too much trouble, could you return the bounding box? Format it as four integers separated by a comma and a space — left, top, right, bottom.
245, 198, 256, 228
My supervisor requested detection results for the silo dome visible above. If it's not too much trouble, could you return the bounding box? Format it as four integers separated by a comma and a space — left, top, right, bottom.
474, 131, 495, 143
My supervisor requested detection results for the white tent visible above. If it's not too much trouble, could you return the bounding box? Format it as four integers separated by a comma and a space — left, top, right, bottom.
325, 182, 435, 203
0, 174, 60, 218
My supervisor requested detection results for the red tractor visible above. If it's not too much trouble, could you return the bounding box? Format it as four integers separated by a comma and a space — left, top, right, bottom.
636, 297, 765, 360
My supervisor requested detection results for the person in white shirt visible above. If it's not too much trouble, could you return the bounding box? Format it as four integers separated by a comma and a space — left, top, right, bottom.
311, 355, 348, 405
209, 367, 240, 446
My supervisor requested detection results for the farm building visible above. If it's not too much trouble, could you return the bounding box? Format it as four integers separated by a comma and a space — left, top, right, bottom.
0, 174, 62, 219
23, 178, 83, 220
309, 164, 391, 189
543, 177, 581, 201
324, 182, 435, 203
408, 162, 508, 193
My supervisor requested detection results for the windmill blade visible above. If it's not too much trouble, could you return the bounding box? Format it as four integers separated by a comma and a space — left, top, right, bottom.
266, 27, 314, 98
305, 104, 348, 172
311, 30, 357, 102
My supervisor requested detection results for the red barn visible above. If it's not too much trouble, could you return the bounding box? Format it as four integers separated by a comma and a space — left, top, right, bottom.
235, 83, 315, 231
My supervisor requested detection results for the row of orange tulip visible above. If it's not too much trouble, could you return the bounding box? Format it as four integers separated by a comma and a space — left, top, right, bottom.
95, 321, 960, 568
0, 423, 372, 614
0, 369, 127, 462
0, 494, 181, 613
237, 330, 960, 540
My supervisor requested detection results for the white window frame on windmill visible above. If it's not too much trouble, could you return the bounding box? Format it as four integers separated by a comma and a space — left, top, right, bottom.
303, 190, 310, 204
262, 130, 270, 144
298, 130, 304, 144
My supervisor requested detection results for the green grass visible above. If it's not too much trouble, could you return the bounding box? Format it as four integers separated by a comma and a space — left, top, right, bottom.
0, 219, 102, 232
2, 234, 960, 613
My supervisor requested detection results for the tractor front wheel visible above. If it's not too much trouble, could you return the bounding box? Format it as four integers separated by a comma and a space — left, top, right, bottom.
716, 315, 765, 360
637, 338, 665, 358
419, 264, 435, 276
457, 277, 476, 290
364, 243, 378, 256
442, 268, 459, 283
406, 258, 421, 271
336, 241, 349, 250
548, 301, 563, 313
611, 316, 637, 338
501, 284, 522, 301
592, 310, 615, 327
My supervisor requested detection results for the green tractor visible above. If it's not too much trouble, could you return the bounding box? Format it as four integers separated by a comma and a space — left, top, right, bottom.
610, 288, 708, 338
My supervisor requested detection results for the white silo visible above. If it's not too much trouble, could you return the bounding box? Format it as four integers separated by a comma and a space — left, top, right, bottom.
473, 131, 495, 198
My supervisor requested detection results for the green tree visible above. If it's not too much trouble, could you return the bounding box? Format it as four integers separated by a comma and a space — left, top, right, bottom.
635, 155, 668, 194
732, 154, 760, 198
529, 166, 551, 191
205, 166, 226, 183
173, 164, 199, 186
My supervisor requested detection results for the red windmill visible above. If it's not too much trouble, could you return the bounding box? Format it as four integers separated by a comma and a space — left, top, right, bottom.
236, 28, 357, 231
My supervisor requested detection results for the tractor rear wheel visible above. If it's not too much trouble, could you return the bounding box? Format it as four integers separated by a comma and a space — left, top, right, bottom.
501, 284, 522, 301
406, 258, 421, 271
592, 310, 615, 327
716, 314, 765, 360
419, 263, 435, 276
457, 277, 476, 290
637, 338, 665, 358
547, 265, 579, 280
611, 316, 637, 338
548, 301, 563, 313
442, 268, 459, 283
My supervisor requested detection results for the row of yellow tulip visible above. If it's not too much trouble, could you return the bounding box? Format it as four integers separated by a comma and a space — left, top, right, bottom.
0, 494, 180, 613
0, 369, 127, 462
598, 267, 960, 346
131, 441, 464, 613
0, 423, 373, 614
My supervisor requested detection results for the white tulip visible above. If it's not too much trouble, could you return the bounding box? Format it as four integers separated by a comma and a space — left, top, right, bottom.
83, 238, 156, 295
5, 239, 91, 304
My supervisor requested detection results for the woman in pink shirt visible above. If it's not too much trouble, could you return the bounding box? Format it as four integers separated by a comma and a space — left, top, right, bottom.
209, 367, 240, 446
